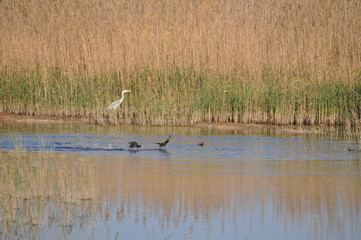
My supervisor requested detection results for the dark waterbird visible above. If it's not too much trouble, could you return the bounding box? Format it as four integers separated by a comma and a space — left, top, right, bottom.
128, 141, 142, 149
155, 135, 172, 149
347, 147, 360, 152
198, 142, 204, 146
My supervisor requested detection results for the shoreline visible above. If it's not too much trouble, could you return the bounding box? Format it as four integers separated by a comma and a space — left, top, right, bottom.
0, 112, 354, 134
0, 112, 83, 124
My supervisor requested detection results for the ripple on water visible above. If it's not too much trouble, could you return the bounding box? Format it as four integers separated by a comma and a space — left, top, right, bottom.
0, 124, 360, 240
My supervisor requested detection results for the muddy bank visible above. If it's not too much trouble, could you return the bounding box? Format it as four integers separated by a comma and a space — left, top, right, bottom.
1, 112, 346, 135
194, 122, 337, 134
0, 112, 83, 124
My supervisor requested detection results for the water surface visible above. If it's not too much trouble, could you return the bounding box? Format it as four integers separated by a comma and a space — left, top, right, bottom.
0, 122, 360, 240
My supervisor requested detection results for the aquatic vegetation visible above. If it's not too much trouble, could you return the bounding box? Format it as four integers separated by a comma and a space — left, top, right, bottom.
0, 146, 97, 239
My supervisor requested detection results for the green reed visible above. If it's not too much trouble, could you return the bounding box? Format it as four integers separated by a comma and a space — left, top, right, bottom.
0, 67, 360, 128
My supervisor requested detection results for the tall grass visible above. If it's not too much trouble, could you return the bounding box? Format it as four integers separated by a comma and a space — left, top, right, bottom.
0, 147, 97, 239
1, 68, 360, 127
0, 0, 360, 127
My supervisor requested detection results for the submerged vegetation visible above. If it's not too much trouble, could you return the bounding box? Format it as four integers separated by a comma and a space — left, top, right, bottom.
0, 146, 97, 239
0, 0, 360, 127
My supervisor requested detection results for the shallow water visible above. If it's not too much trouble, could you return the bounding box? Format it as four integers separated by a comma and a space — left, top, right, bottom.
0, 122, 360, 240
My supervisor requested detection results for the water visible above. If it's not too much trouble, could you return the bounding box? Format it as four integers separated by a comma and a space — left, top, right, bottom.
0, 122, 360, 240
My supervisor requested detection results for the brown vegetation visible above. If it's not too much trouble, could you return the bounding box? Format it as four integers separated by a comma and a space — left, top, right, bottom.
1, 0, 360, 77
0, 0, 360, 127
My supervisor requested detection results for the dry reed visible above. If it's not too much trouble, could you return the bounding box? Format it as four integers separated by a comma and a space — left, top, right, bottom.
0, 0, 360, 127
1, 0, 360, 77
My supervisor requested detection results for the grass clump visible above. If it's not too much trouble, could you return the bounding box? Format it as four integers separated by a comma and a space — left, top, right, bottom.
0, 147, 97, 239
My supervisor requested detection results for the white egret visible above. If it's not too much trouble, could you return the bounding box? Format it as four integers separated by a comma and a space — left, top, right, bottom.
105, 90, 131, 111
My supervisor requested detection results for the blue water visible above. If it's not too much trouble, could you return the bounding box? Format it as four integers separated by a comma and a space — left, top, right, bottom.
0, 127, 358, 161
0, 122, 360, 240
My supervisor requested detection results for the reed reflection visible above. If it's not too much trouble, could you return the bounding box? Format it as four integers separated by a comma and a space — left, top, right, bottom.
96, 157, 361, 239
1, 151, 359, 239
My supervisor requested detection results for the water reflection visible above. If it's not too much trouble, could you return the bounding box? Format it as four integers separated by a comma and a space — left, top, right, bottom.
0, 122, 360, 239
95, 155, 361, 240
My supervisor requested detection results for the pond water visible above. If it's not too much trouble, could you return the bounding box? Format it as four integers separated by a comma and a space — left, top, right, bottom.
0, 122, 360, 240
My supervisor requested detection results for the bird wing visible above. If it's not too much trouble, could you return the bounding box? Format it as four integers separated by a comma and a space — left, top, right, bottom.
105, 99, 121, 110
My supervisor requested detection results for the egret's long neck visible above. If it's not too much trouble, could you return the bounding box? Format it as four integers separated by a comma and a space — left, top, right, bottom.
120, 93, 125, 101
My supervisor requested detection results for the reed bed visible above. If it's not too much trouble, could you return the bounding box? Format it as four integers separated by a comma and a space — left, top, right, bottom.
1, 68, 360, 127
0, 146, 97, 239
0, 0, 360, 127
